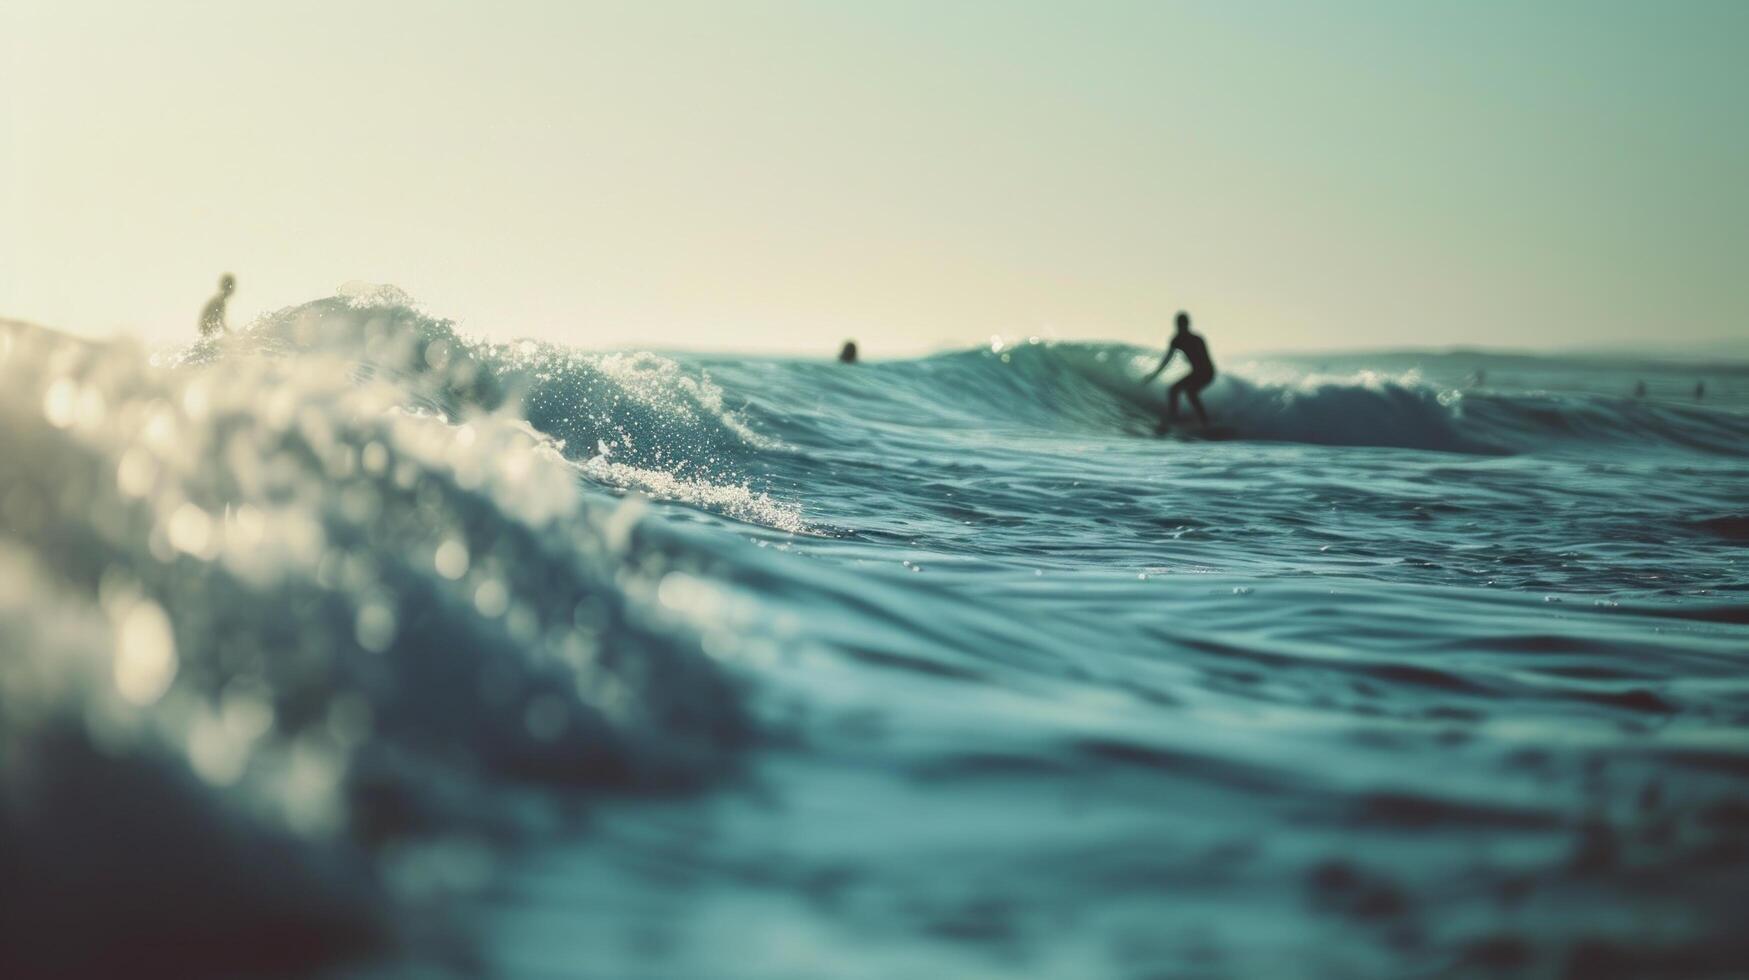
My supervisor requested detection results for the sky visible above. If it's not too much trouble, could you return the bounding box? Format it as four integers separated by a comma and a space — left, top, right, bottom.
3, 0, 1746, 356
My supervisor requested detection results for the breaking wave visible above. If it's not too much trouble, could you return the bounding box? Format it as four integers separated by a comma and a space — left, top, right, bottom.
895, 341, 1749, 455
0, 305, 753, 975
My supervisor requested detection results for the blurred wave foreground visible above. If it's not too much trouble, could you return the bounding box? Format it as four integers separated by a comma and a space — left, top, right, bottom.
3, 286, 1748, 979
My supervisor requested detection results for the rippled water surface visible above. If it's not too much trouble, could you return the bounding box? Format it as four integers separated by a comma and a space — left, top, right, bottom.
3, 290, 1747, 978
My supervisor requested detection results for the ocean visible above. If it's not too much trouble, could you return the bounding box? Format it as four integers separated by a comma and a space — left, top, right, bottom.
2, 286, 1746, 979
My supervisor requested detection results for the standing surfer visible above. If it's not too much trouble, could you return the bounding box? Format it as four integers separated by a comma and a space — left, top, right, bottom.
199, 274, 236, 338
1142, 311, 1216, 425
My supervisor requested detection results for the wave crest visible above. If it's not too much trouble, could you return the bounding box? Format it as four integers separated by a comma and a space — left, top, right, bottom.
0, 315, 751, 973
907, 341, 1749, 455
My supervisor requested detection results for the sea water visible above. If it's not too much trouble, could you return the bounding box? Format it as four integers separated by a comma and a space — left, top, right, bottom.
2, 288, 1746, 978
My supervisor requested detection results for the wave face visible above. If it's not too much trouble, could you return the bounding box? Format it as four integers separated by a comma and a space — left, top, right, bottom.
4, 292, 1749, 978
1, 298, 750, 975
749, 338, 1749, 456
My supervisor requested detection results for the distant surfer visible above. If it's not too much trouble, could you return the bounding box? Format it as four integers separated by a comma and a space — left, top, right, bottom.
839, 339, 858, 364
1142, 311, 1215, 425
199, 274, 236, 338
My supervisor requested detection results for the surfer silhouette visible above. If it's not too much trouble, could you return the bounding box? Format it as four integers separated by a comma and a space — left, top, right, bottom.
839, 339, 859, 364
199, 274, 236, 338
1142, 311, 1215, 425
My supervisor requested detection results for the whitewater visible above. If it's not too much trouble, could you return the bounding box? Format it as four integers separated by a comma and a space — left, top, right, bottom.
2, 287, 1747, 979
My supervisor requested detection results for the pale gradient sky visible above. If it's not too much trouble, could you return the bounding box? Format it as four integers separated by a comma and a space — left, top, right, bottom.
4, 1, 1746, 355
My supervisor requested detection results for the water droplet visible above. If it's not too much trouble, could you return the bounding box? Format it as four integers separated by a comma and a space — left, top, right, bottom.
220, 681, 276, 741
355, 600, 398, 652
167, 503, 214, 557
116, 448, 158, 498
361, 441, 390, 475
42, 379, 78, 428
474, 578, 510, 618
188, 709, 247, 785
114, 600, 177, 705
434, 538, 470, 579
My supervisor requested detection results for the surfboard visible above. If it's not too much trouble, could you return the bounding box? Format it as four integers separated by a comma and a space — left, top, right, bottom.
1154, 419, 1238, 441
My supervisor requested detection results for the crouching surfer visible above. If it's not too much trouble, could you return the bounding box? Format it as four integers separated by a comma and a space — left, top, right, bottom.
1141, 311, 1215, 426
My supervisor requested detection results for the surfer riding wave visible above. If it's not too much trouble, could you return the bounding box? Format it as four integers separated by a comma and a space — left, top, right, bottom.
1142, 311, 1215, 426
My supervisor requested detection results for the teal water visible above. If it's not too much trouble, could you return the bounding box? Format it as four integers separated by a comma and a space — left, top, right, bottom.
2, 289, 1746, 978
